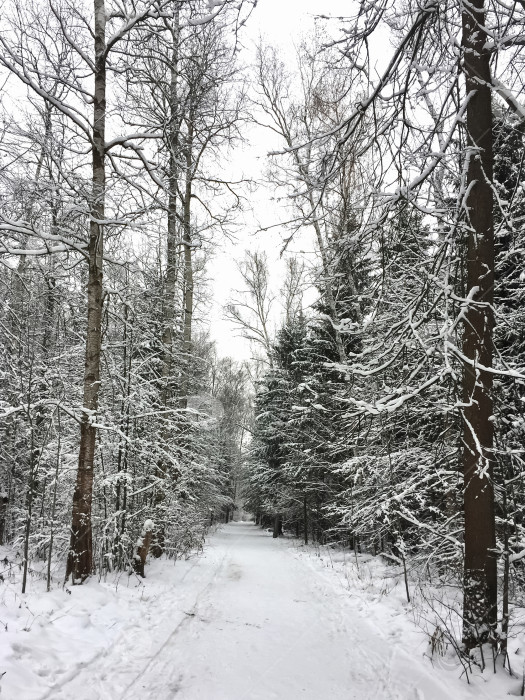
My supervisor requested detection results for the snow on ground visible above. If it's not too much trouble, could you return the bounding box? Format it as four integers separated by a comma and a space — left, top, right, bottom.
0, 522, 521, 699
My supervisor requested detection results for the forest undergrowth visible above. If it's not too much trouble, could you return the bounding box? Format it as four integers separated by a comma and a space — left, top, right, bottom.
288, 535, 525, 693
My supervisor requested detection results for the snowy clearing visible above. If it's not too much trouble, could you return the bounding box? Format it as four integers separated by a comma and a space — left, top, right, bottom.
0, 522, 521, 699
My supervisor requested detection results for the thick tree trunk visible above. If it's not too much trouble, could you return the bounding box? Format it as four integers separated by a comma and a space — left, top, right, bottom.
66, 0, 106, 583
272, 514, 283, 538
0, 494, 8, 545
461, 0, 497, 647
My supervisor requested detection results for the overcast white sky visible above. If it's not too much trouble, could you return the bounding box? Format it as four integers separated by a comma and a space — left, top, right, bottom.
207, 0, 351, 362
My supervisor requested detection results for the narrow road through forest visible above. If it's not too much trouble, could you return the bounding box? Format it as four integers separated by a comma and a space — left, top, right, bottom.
119, 522, 453, 700
39, 523, 476, 700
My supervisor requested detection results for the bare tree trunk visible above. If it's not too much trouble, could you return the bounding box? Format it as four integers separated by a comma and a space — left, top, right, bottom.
21, 364, 36, 594
0, 494, 8, 546
181, 128, 194, 408
303, 494, 308, 545
160, 3, 181, 409
66, 0, 106, 583
461, 0, 497, 647
115, 298, 132, 564
501, 487, 510, 659
47, 408, 61, 592
151, 10, 183, 559
133, 520, 154, 578
272, 514, 283, 538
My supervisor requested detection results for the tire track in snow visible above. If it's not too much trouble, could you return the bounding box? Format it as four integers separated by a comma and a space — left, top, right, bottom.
118, 549, 229, 700
35, 548, 225, 700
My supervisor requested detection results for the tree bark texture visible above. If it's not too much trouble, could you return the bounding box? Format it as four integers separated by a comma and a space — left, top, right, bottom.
461, 0, 497, 646
66, 0, 106, 582
0, 494, 8, 545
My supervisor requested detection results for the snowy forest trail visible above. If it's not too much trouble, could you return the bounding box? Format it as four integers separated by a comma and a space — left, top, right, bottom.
129, 521, 446, 700
4, 523, 500, 700
35, 523, 457, 700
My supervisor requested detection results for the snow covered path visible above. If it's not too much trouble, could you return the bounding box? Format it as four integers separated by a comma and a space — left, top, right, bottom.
137, 521, 438, 700
2, 522, 509, 699
50, 522, 455, 700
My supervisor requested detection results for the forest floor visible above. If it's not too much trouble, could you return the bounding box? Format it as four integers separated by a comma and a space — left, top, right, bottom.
0, 522, 521, 699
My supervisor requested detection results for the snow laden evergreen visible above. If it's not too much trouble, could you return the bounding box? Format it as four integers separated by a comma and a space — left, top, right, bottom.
243, 2, 525, 659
